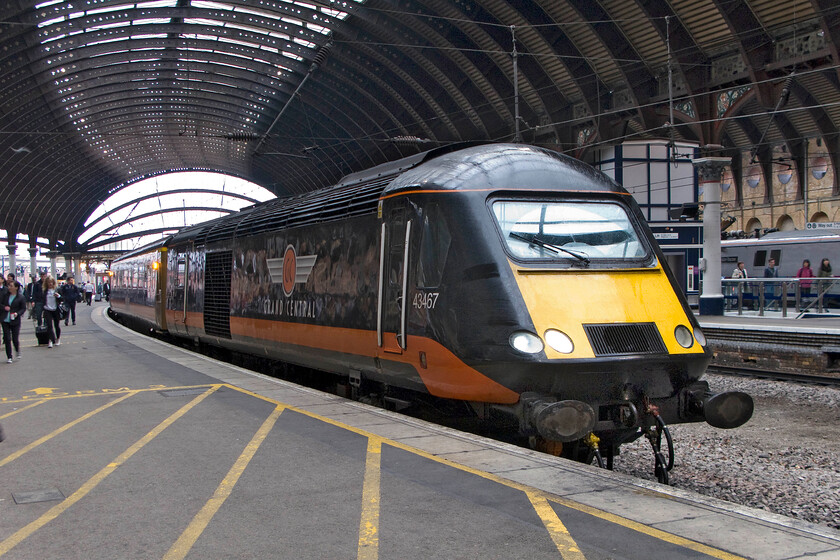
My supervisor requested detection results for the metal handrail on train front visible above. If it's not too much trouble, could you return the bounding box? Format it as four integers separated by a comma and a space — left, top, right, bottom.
721, 277, 840, 316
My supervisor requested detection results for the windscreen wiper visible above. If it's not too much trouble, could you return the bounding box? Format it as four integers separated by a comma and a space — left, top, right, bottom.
510, 232, 590, 264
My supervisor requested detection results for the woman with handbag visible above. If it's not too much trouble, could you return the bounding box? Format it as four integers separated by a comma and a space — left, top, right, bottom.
2, 279, 27, 362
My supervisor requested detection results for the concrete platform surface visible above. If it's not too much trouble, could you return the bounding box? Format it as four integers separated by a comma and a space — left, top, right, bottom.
0, 303, 837, 559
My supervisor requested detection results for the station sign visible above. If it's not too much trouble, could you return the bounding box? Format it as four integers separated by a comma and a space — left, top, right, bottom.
805, 222, 840, 230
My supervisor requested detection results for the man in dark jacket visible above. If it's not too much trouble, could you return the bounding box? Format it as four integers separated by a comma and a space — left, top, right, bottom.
31, 271, 47, 328
60, 277, 81, 326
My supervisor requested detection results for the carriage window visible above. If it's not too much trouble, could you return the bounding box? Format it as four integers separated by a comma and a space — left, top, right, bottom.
770, 250, 781, 265
492, 200, 648, 263
753, 250, 766, 267
176, 256, 186, 288
417, 205, 451, 288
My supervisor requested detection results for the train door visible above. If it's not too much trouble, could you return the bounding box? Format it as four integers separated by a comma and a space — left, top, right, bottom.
166, 245, 190, 336
663, 253, 686, 294
378, 200, 412, 354
155, 248, 168, 331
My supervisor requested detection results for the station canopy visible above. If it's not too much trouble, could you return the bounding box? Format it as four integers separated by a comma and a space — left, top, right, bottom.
1, 0, 839, 252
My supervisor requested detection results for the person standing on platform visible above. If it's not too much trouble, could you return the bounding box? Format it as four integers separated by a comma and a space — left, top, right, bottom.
42, 276, 62, 348
60, 276, 80, 326
796, 259, 815, 299
730, 261, 750, 309
2, 279, 26, 362
31, 271, 47, 328
84, 280, 94, 305
764, 257, 779, 309
818, 258, 833, 310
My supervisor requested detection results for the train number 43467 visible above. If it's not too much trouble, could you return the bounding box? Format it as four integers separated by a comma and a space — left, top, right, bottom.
412, 292, 440, 309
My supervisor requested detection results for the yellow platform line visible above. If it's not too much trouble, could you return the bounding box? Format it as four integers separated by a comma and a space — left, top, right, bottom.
0, 400, 44, 419
527, 491, 587, 559
357, 437, 383, 560
0, 392, 139, 468
163, 403, 284, 560
547, 494, 746, 560
0, 383, 218, 405
0, 385, 219, 557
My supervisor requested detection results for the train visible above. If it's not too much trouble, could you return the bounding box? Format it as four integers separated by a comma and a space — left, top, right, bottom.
722, 229, 840, 309
722, 229, 840, 278
108, 143, 753, 481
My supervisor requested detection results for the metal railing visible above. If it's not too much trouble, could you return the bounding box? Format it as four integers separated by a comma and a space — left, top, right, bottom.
721, 277, 839, 317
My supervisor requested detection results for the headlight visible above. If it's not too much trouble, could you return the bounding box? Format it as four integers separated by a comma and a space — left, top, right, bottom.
510, 331, 544, 354
674, 325, 694, 348
693, 327, 707, 347
544, 329, 574, 354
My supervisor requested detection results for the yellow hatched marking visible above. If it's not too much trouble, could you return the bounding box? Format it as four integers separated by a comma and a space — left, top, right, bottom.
163, 404, 284, 560
0, 400, 45, 419
0, 392, 139, 468
0, 384, 215, 404
0, 385, 219, 557
527, 492, 587, 559
357, 437, 382, 560
228, 385, 748, 560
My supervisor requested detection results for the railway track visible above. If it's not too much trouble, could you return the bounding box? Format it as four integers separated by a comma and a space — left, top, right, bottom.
706, 364, 840, 387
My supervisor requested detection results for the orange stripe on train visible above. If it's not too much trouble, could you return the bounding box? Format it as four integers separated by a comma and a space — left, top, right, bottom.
228, 316, 519, 404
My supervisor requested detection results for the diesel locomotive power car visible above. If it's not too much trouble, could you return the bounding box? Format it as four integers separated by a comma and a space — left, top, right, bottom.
110, 143, 753, 480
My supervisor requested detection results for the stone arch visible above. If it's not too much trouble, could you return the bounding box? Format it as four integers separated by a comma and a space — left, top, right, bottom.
745, 217, 762, 236
810, 211, 829, 223
776, 215, 795, 231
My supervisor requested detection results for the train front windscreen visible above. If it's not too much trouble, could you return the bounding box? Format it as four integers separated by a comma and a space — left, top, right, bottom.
491, 199, 651, 265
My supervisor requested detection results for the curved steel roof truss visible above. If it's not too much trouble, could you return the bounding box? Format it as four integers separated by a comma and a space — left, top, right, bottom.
1, 0, 838, 248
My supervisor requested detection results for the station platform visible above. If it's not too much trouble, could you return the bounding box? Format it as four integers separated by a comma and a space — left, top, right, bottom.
1, 303, 839, 560
697, 311, 840, 376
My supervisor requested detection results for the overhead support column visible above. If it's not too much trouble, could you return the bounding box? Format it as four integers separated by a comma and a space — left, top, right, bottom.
6, 243, 16, 277
693, 156, 731, 316
29, 246, 39, 279
75, 256, 82, 281
64, 254, 73, 278
47, 251, 58, 278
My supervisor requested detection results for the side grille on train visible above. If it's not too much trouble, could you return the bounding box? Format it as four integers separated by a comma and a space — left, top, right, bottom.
583, 323, 667, 356
204, 251, 232, 339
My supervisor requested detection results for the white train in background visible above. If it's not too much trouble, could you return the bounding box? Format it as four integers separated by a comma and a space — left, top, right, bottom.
721, 229, 840, 309
721, 229, 840, 278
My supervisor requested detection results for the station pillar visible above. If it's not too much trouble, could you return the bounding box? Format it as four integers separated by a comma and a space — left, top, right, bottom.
6, 244, 16, 277
64, 254, 73, 278
47, 251, 58, 278
29, 246, 38, 279
692, 156, 730, 316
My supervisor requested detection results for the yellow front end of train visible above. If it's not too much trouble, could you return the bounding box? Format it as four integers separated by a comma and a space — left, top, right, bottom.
511, 263, 705, 360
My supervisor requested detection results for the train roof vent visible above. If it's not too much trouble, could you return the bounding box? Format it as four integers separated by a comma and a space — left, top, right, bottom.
583, 323, 667, 356
230, 176, 392, 239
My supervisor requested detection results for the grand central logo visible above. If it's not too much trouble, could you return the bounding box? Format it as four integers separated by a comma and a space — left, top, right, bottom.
267, 245, 318, 297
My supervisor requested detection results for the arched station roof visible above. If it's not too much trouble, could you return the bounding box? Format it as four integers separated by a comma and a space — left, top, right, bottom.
1, 0, 839, 251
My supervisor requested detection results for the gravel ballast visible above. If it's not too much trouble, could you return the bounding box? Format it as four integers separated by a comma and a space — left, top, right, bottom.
611, 373, 840, 530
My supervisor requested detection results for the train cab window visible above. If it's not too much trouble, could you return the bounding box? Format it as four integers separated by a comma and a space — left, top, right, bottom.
492, 200, 649, 265
176, 256, 186, 288
417, 204, 451, 288
753, 250, 766, 267
770, 249, 781, 266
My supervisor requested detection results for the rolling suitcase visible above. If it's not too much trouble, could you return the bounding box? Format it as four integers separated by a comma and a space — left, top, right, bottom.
35, 324, 50, 345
